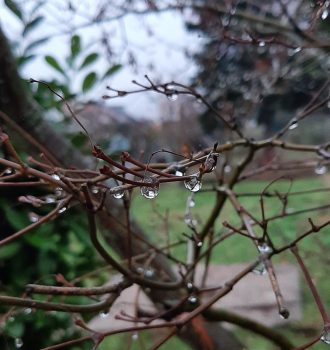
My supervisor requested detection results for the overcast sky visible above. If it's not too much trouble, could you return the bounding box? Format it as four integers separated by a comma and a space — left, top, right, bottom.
0, 2, 200, 119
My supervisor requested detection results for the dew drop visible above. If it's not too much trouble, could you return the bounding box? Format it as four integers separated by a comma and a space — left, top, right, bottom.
140, 177, 159, 199
258, 41, 266, 47
196, 241, 203, 247
4, 168, 13, 175
8, 316, 15, 322
196, 97, 203, 104
28, 212, 39, 223
23, 307, 32, 315
188, 295, 198, 304
184, 175, 202, 192
45, 196, 56, 203
188, 197, 195, 208
113, 190, 125, 199
167, 93, 178, 101
58, 207, 67, 214
279, 308, 290, 319
315, 164, 327, 175
51, 174, 60, 181
175, 170, 184, 176
224, 165, 232, 173
144, 268, 155, 278
132, 332, 139, 341
289, 120, 298, 130
186, 282, 194, 290
258, 243, 272, 254
293, 47, 302, 53
92, 187, 99, 194
321, 9, 329, 20
15, 338, 23, 349
321, 328, 330, 344
252, 262, 267, 276
99, 310, 109, 318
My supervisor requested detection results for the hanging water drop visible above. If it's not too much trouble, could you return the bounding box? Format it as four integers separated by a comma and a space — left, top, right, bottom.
175, 169, 184, 176
279, 308, 290, 320
51, 174, 60, 181
321, 328, 330, 344
186, 282, 194, 290
113, 190, 125, 199
196, 241, 203, 247
15, 338, 23, 349
45, 196, 56, 203
92, 187, 99, 194
28, 212, 39, 223
188, 197, 195, 208
224, 164, 232, 173
184, 175, 202, 192
140, 177, 159, 199
23, 307, 32, 315
58, 207, 67, 214
167, 93, 178, 101
188, 295, 198, 304
258, 41, 266, 47
144, 268, 155, 278
132, 332, 139, 341
315, 164, 327, 175
258, 243, 272, 254
321, 9, 329, 20
252, 262, 267, 276
99, 310, 109, 318
289, 120, 298, 130
293, 47, 302, 54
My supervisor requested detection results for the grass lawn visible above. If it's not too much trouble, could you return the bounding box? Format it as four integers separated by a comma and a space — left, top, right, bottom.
124, 177, 330, 350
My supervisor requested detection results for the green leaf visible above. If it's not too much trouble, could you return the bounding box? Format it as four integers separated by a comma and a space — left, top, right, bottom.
70, 35, 81, 60
44, 55, 66, 75
22, 16, 44, 36
4, 0, 23, 20
79, 53, 99, 69
25, 37, 49, 53
102, 64, 122, 80
82, 72, 97, 92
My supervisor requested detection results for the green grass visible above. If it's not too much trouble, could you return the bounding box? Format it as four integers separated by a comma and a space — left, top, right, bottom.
129, 177, 330, 349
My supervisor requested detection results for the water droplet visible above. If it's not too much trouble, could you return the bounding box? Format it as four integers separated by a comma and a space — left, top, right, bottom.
196, 241, 203, 247
224, 165, 232, 173
279, 308, 290, 319
258, 41, 266, 47
184, 215, 198, 227
92, 187, 99, 194
136, 266, 144, 274
140, 177, 159, 199
293, 47, 302, 53
175, 170, 184, 176
99, 310, 109, 318
28, 212, 39, 223
58, 207, 67, 214
51, 174, 60, 181
188, 295, 198, 304
186, 282, 194, 290
132, 332, 139, 341
188, 197, 195, 208
167, 93, 178, 101
144, 268, 155, 278
321, 328, 330, 344
8, 316, 15, 322
15, 338, 23, 348
23, 307, 32, 315
113, 190, 125, 199
4, 168, 13, 174
196, 97, 203, 104
289, 120, 298, 130
258, 243, 272, 254
322, 9, 329, 20
252, 262, 267, 276
315, 164, 327, 175
184, 175, 202, 192
45, 196, 56, 203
